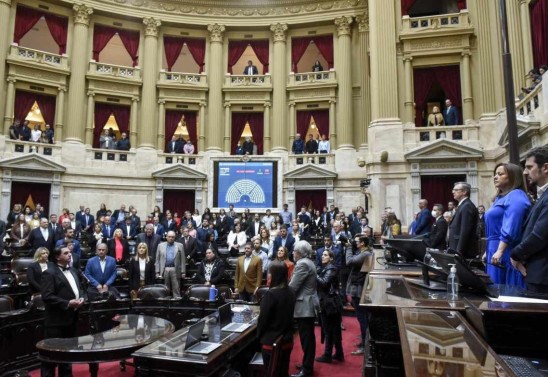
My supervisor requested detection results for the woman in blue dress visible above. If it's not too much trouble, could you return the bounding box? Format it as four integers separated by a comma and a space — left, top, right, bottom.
483, 163, 531, 287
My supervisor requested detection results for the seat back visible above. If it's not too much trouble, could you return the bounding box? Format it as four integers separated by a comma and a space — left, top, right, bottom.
0, 295, 14, 313
267, 334, 286, 377
28, 293, 45, 310
255, 285, 270, 302
137, 284, 169, 300
11, 258, 34, 286
216, 284, 232, 300
187, 284, 211, 301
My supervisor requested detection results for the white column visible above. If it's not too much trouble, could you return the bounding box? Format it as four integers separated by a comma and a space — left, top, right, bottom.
206, 24, 225, 152
198, 101, 206, 152
54, 87, 66, 141
288, 102, 296, 148
157, 100, 165, 150
334, 16, 353, 149
130, 97, 139, 149
461, 52, 474, 122
3, 76, 16, 133
84, 91, 94, 146
224, 102, 231, 153
263, 102, 271, 153
403, 57, 414, 124
270, 23, 288, 152
329, 99, 337, 145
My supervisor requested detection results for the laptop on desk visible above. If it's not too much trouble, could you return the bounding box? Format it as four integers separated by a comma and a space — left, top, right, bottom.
218, 303, 254, 333
184, 320, 222, 355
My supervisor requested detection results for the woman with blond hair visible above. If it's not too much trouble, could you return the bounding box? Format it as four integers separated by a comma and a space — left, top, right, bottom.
107, 228, 130, 265
128, 242, 155, 299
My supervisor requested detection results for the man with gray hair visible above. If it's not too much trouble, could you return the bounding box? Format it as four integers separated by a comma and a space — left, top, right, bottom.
448, 181, 479, 258
135, 223, 161, 260
289, 240, 317, 377
155, 231, 185, 298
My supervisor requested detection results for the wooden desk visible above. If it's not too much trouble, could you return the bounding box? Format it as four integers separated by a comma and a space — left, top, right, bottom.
133, 305, 260, 377
397, 307, 514, 377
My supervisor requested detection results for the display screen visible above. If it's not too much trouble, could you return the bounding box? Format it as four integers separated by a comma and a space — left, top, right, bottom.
213, 161, 277, 209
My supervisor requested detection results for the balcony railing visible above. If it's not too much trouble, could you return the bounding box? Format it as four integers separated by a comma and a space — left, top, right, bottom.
90, 148, 133, 162
516, 81, 543, 117
403, 123, 480, 149
159, 153, 201, 165
288, 69, 337, 86
158, 71, 207, 86
88, 61, 141, 81
224, 74, 272, 87
8, 44, 68, 70
288, 153, 335, 168
5, 139, 62, 157
401, 11, 472, 35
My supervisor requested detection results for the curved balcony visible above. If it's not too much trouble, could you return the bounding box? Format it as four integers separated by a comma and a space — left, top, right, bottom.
87, 61, 142, 82
158, 71, 207, 88
400, 11, 474, 38
8, 44, 69, 71
223, 74, 272, 89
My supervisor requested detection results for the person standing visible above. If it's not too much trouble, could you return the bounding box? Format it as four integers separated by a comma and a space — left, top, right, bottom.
257, 261, 296, 377
305, 134, 318, 154
289, 241, 317, 377
41, 245, 84, 377
242, 137, 254, 155
483, 163, 531, 287
243, 60, 259, 75
427, 204, 448, 250
414, 199, 433, 236
292, 133, 304, 154
155, 231, 186, 298
448, 182, 479, 259
443, 99, 459, 125
511, 146, 548, 293
234, 242, 262, 302
128, 243, 156, 299
84, 243, 121, 300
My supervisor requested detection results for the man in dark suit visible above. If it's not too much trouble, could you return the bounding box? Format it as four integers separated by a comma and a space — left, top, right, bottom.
448, 182, 479, 259
68, 213, 82, 239
153, 216, 165, 237
166, 135, 183, 153
177, 226, 198, 262
135, 224, 162, 261
273, 225, 295, 261
28, 218, 55, 252
234, 242, 262, 302
289, 241, 317, 377
111, 204, 127, 227
162, 212, 177, 233
81, 208, 95, 235
129, 207, 141, 233
314, 235, 342, 268
56, 228, 82, 258
246, 213, 264, 240
121, 216, 138, 241
443, 99, 459, 125
84, 243, 120, 301
48, 214, 62, 241
101, 217, 116, 241
414, 199, 433, 236
426, 204, 448, 250
75, 205, 86, 224
511, 146, 548, 293
41, 245, 84, 377
243, 60, 258, 75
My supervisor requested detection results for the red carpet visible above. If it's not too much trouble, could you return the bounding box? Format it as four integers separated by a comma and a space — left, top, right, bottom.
29, 316, 362, 376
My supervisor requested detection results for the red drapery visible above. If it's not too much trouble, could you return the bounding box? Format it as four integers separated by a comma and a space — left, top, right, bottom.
531, 0, 548, 68
164, 110, 198, 152
35, 94, 56, 127
401, 0, 467, 15
249, 40, 269, 74
231, 112, 264, 154
13, 6, 69, 55
93, 24, 140, 66
413, 65, 462, 126
296, 110, 330, 137
227, 40, 270, 74
93, 103, 130, 147
227, 41, 249, 74
291, 35, 334, 73
11, 181, 51, 217
14, 91, 40, 125
295, 190, 327, 213
163, 36, 206, 72
163, 190, 195, 216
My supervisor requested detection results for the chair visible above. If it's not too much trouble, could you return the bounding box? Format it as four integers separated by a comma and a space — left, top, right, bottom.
137, 284, 169, 301
249, 334, 286, 377
28, 293, 45, 311
187, 284, 212, 301
255, 285, 270, 303
216, 284, 233, 300
11, 257, 34, 287
0, 295, 14, 313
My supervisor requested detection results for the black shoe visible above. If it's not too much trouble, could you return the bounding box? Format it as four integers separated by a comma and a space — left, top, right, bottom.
315, 355, 332, 363
291, 371, 312, 377
333, 354, 345, 362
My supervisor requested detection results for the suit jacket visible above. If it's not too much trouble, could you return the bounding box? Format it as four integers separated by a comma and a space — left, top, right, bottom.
243, 65, 258, 75
102, 224, 116, 240
234, 254, 262, 293
55, 238, 82, 257
121, 223, 138, 239
427, 216, 448, 250
155, 242, 186, 277
80, 214, 95, 233
10, 223, 30, 242
41, 265, 83, 327
154, 224, 165, 237
415, 207, 433, 235
246, 221, 264, 239
443, 106, 459, 125
107, 238, 131, 264
511, 191, 548, 286
162, 219, 177, 233
50, 224, 64, 242
177, 236, 197, 260
166, 139, 183, 153
127, 258, 156, 291
135, 233, 162, 261
289, 257, 317, 318
273, 235, 296, 260
448, 198, 479, 258
84, 256, 118, 287
27, 261, 46, 293
28, 227, 55, 252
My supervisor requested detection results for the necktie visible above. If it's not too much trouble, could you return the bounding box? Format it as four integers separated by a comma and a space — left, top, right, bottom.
106, 226, 110, 235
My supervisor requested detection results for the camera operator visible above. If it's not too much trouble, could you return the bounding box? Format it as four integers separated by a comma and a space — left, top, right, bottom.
345, 234, 372, 356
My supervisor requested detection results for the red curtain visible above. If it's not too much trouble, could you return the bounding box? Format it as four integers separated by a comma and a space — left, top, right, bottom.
118, 29, 140, 67
291, 37, 312, 73
14, 91, 39, 124
413, 65, 462, 126
13, 6, 43, 46
93, 102, 129, 147
420, 175, 466, 214
227, 40, 249, 74
163, 190, 195, 216
93, 25, 140, 66
35, 94, 56, 127
457, 0, 467, 10
164, 110, 198, 152
231, 112, 264, 154
402, 0, 467, 15
312, 36, 334, 70
531, 0, 548, 68
295, 190, 327, 213
163, 36, 206, 72
249, 40, 269, 73
11, 181, 51, 217
44, 13, 68, 54
296, 110, 329, 137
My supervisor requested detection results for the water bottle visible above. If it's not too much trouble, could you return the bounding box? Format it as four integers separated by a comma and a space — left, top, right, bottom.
447, 264, 459, 301
209, 285, 218, 301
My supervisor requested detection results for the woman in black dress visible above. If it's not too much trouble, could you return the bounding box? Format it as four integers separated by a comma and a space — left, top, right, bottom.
128, 242, 156, 299
27, 247, 50, 294
257, 261, 296, 377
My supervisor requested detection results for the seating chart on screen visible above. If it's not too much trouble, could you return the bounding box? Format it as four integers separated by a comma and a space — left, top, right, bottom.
225, 179, 266, 205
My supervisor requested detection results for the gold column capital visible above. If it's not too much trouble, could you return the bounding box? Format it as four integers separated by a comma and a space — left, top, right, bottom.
143, 17, 161, 37
207, 24, 225, 43
270, 23, 288, 42
335, 16, 353, 36
356, 12, 369, 33
72, 4, 93, 26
